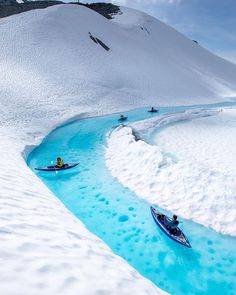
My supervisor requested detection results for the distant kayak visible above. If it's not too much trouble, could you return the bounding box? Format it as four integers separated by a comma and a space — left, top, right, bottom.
118, 116, 128, 122
148, 109, 158, 113
150, 206, 191, 248
35, 163, 79, 171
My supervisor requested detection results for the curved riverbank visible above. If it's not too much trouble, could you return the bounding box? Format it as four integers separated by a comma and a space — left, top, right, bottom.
106, 107, 236, 236
28, 105, 236, 295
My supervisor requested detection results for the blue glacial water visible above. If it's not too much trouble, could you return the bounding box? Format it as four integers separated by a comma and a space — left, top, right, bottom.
28, 103, 236, 295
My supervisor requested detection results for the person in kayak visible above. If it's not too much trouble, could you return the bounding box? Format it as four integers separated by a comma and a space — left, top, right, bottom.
149, 107, 158, 112
56, 157, 65, 168
157, 212, 165, 221
168, 215, 179, 234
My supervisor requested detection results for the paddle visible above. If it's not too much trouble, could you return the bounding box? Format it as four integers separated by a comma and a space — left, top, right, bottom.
51, 160, 58, 175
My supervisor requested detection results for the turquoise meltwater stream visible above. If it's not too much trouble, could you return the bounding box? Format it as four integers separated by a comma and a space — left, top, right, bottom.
28, 104, 236, 295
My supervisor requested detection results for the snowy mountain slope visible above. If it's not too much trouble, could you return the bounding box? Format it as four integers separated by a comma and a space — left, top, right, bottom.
1, 4, 236, 134
0, 3, 236, 294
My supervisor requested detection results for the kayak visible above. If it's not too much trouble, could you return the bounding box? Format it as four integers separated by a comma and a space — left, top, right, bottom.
118, 116, 128, 122
35, 163, 79, 171
148, 109, 158, 113
150, 206, 191, 248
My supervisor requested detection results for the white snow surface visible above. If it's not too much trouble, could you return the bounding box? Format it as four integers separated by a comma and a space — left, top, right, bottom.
106, 108, 236, 236
1, 3, 236, 293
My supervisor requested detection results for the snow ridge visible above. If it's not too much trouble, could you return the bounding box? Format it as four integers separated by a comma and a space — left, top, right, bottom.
106, 108, 236, 236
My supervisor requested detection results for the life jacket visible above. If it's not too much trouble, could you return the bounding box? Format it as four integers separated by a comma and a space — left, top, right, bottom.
57, 159, 64, 167
169, 219, 179, 229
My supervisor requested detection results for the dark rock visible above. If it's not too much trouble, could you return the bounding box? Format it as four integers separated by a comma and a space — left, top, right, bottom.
140, 26, 150, 34
0, 1, 122, 20
71, 2, 121, 20
89, 32, 98, 44
0, 0, 17, 5
88, 32, 110, 51
0, 1, 63, 19
95, 38, 110, 51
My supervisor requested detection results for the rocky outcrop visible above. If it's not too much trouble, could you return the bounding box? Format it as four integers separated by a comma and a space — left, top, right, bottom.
0, 1, 121, 20
83, 3, 121, 20
89, 32, 110, 51
0, 0, 17, 5
0, 1, 63, 19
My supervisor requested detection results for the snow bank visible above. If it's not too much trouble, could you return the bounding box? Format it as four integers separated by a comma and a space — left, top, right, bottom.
106, 108, 236, 236
0, 5, 172, 294
0, 136, 165, 295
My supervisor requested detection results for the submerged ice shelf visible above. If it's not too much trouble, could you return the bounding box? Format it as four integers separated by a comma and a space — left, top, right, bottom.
28, 105, 236, 295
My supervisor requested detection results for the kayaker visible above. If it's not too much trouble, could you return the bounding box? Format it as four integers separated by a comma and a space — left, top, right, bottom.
168, 215, 179, 234
149, 107, 158, 112
157, 212, 165, 221
56, 157, 65, 168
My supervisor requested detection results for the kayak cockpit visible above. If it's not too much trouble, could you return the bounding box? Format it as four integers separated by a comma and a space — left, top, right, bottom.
118, 115, 128, 122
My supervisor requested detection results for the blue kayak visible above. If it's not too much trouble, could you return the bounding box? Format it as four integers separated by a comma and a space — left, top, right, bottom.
118, 116, 128, 122
150, 206, 191, 248
35, 163, 79, 172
